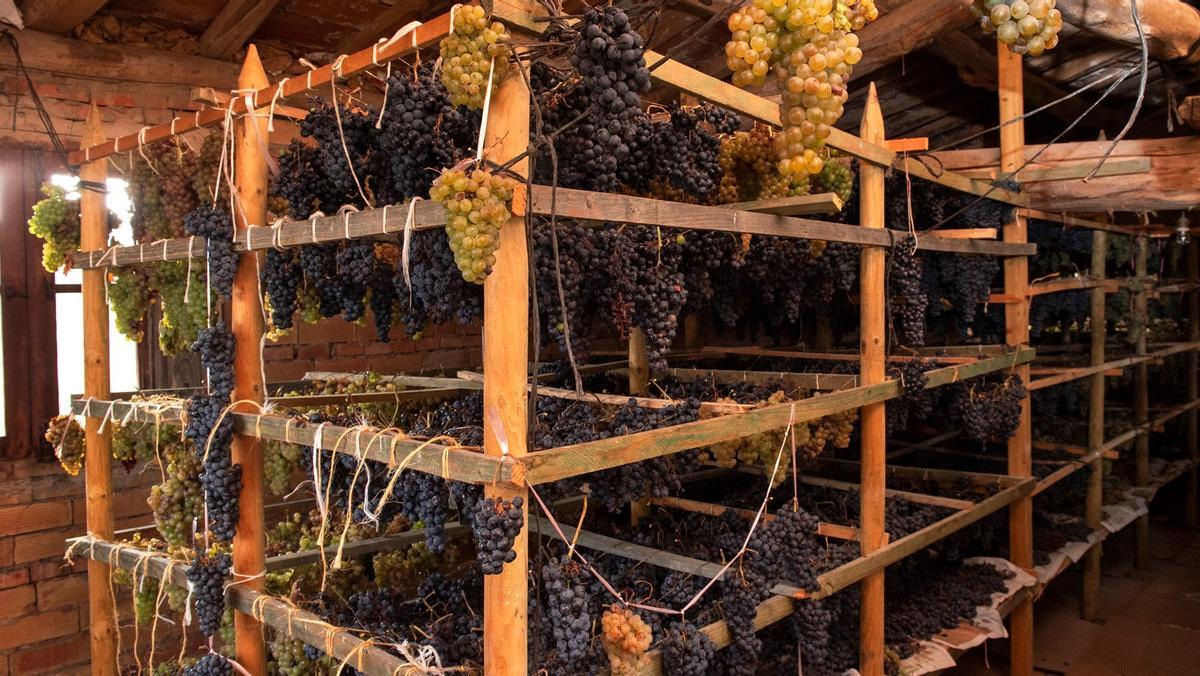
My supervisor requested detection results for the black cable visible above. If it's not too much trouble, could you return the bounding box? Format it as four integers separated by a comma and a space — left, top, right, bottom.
1, 30, 70, 169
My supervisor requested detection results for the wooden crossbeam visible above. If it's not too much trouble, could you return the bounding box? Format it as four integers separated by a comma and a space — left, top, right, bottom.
199, 0, 283, 59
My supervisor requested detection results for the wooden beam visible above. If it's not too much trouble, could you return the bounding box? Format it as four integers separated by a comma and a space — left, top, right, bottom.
719, 192, 844, 215
80, 102, 117, 676
1179, 95, 1200, 130
17, 0, 108, 33
339, 0, 427, 54
957, 157, 1152, 183
1057, 0, 1200, 65
1134, 234, 1151, 569
1082, 227, 1106, 620
858, 81, 887, 676
998, 42, 1034, 676
6, 29, 239, 90
481, 58, 530, 676
231, 45, 269, 676
851, 0, 977, 80
199, 0, 283, 59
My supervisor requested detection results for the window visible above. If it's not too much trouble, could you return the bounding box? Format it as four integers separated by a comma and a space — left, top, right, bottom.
51, 174, 140, 412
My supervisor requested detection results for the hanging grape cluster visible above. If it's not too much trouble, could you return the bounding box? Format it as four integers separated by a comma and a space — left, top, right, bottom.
186, 547, 232, 636
44, 414, 85, 476
27, 183, 79, 272
429, 167, 519, 284
184, 204, 237, 299
974, 0, 1063, 56
439, 5, 509, 109
726, 0, 878, 177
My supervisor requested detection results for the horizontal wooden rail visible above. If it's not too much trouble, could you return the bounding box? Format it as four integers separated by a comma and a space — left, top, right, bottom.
67, 537, 412, 674
68, 12, 453, 164
1032, 446, 1110, 496
1032, 439, 1119, 460
960, 158, 1151, 184
1020, 209, 1152, 235
1029, 342, 1200, 390
1027, 276, 1104, 297
70, 397, 513, 485
1101, 397, 1200, 453
645, 495, 865, 541
642, 367, 859, 392
456, 371, 751, 415
522, 349, 1035, 484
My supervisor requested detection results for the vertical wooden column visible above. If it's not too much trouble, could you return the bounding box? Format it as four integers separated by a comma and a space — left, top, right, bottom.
1186, 238, 1199, 528
1082, 229, 1106, 621
1133, 234, 1150, 568
81, 104, 117, 676
481, 62, 530, 676
231, 45, 269, 675
628, 328, 650, 395
998, 42, 1034, 676
857, 83, 887, 676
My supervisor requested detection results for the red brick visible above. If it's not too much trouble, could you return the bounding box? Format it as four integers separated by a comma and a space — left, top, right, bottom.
28, 559, 76, 582
13, 528, 78, 564
314, 358, 370, 373
0, 568, 28, 590
0, 537, 13, 567
0, 608, 77, 650
335, 342, 367, 356
36, 574, 87, 611
0, 584, 35, 616
263, 344, 295, 361
265, 359, 315, 383
362, 342, 400, 356
297, 318, 358, 344
70, 498, 86, 525
368, 354, 424, 374
9, 634, 89, 675
0, 479, 32, 506
439, 335, 466, 349
297, 343, 330, 360
111, 488, 151, 520
0, 501, 72, 536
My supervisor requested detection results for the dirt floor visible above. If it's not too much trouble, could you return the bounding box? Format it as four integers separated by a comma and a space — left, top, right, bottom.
952, 511, 1200, 675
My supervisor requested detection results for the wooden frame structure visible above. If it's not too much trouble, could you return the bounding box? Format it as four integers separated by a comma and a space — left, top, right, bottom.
55, 2, 1198, 675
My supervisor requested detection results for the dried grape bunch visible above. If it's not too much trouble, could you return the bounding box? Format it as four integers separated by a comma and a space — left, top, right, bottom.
192, 321, 236, 400
334, 239, 374, 321
45, 414, 85, 476
950, 374, 1027, 442
429, 166, 519, 284
183, 652, 233, 676
973, 0, 1063, 56
393, 230, 483, 337
273, 140, 342, 219
186, 547, 232, 637
149, 434, 203, 547
439, 4, 509, 109
262, 248, 302, 331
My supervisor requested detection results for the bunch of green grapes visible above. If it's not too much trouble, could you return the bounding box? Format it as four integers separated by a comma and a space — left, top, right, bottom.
148, 434, 203, 547
27, 182, 79, 272
111, 422, 162, 466
160, 145, 199, 236
439, 5, 510, 109
44, 414, 85, 476
372, 542, 437, 593
128, 149, 174, 242
219, 607, 235, 648
973, 0, 1063, 56
812, 153, 854, 202
270, 637, 336, 676
107, 266, 152, 343
191, 133, 223, 206
134, 580, 161, 626
717, 125, 810, 203
799, 409, 856, 459
152, 260, 208, 355
264, 440, 304, 497
430, 167, 519, 284
726, 0, 877, 177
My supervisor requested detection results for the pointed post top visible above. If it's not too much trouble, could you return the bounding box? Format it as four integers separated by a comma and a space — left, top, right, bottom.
861, 81, 885, 144
238, 44, 270, 90
81, 102, 106, 151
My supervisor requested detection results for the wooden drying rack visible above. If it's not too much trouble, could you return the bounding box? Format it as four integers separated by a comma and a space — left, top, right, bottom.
60, 1, 1199, 675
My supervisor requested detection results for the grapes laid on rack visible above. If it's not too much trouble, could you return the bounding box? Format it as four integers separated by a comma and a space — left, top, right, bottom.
186, 547, 232, 637
661, 622, 716, 675
183, 652, 233, 676
440, 5, 510, 109
601, 605, 653, 675
429, 167, 519, 284
973, 0, 1063, 56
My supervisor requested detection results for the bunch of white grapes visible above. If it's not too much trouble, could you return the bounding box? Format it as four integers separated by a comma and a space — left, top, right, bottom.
430, 167, 519, 284
725, 0, 878, 177
439, 4, 510, 109
972, 0, 1063, 56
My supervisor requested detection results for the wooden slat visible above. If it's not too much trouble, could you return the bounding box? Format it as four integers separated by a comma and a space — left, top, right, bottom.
67, 11, 452, 164
199, 0, 283, 59
929, 228, 997, 240
457, 371, 750, 416
18, 0, 110, 33
644, 496, 863, 541
959, 157, 1152, 183
67, 538, 411, 674
719, 192, 844, 216
522, 349, 1035, 484
1019, 208, 1145, 235
793, 474, 974, 511
70, 398, 513, 485
651, 367, 859, 391
1027, 275, 1104, 296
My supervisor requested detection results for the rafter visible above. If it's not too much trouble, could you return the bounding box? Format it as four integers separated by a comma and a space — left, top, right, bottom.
1057, 0, 1200, 66
338, 0, 431, 54
17, 0, 108, 32
199, 0, 283, 60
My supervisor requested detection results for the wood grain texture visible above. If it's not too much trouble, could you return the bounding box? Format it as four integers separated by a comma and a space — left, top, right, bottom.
998, 43, 1034, 676
80, 103, 118, 676
199, 0, 283, 58
230, 45, 270, 676
858, 82, 887, 676
1083, 228, 1107, 620
480, 63, 530, 676
17, 0, 109, 33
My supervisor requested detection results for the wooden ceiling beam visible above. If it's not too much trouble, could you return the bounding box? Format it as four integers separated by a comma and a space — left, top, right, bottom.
852, 0, 977, 81
930, 31, 1125, 131
1057, 0, 1200, 66
338, 0, 429, 55
199, 0, 283, 60
17, 0, 109, 33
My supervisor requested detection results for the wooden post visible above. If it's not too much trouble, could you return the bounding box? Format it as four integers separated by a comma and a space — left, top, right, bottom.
1187, 238, 1199, 528
998, 42, 1034, 676
1133, 233, 1150, 568
230, 45, 269, 675
1082, 229, 1106, 621
857, 82, 887, 676
628, 327, 651, 395
682, 314, 702, 349
81, 104, 117, 676
481, 61, 530, 676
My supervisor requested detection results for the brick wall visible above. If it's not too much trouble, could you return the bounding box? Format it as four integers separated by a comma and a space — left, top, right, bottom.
263, 315, 484, 383
0, 456, 158, 675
